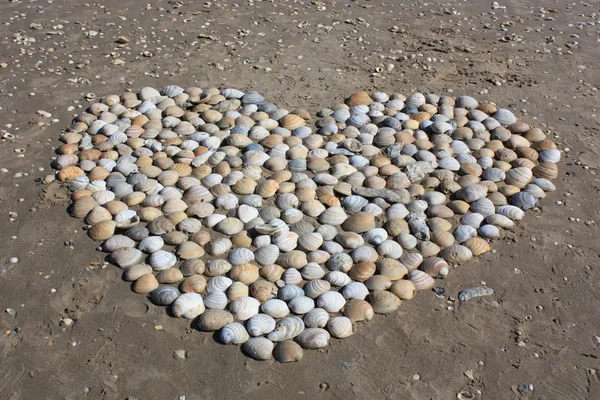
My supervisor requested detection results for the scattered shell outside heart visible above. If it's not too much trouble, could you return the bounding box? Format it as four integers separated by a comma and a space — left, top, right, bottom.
51, 86, 559, 362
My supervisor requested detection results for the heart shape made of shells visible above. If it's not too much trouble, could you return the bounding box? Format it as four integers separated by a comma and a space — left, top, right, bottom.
52, 86, 560, 362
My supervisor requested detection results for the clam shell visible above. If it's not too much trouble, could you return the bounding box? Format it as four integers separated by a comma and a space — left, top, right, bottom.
229, 296, 261, 321
368, 290, 401, 314
110, 247, 144, 268
132, 274, 159, 294
303, 308, 330, 328
220, 322, 250, 345
288, 296, 315, 314
149, 286, 180, 306
172, 293, 205, 319
261, 299, 290, 319
341, 281, 369, 300
267, 316, 305, 341
390, 280, 416, 300
409, 270, 435, 290
196, 309, 234, 331
243, 337, 274, 361
327, 316, 354, 338
204, 290, 229, 309
247, 314, 276, 337
273, 341, 304, 363
296, 328, 330, 349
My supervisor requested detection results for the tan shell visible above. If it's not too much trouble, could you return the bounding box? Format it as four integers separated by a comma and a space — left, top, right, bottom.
368, 291, 401, 314
343, 299, 374, 322
88, 220, 117, 241
342, 212, 375, 233
390, 280, 417, 300
71, 196, 98, 219
347, 91, 373, 107
464, 237, 491, 256
132, 273, 159, 294
179, 275, 207, 293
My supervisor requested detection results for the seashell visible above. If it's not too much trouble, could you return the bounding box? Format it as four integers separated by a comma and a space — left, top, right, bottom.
303, 308, 330, 329
229, 296, 260, 321
149, 286, 180, 306
303, 280, 331, 299
421, 257, 449, 278
203, 290, 229, 310
261, 299, 289, 319
377, 240, 403, 258
101, 234, 136, 252
296, 328, 330, 349
278, 285, 305, 301
172, 293, 205, 319
363, 228, 388, 246
409, 269, 435, 290
88, 220, 117, 241
205, 238, 233, 257
335, 232, 365, 250
440, 244, 473, 265
368, 290, 401, 314
288, 296, 315, 314
460, 213, 485, 228
316, 291, 346, 313
327, 316, 354, 339
324, 271, 353, 287
110, 247, 144, 268
124, 264, 152, 282
267, 316, 305, 341
247, 314, 277, 337
273, 341, 304, 363
71, 196, 99, 219
511, 191, 537, 210
220, 322, 250, 345
227, 247, 255, 266
478, 224, 501, 239
348, 261, 376, 282
197, 309, 234, 331
318, 206, 348, 225
455, 184, 488, 203
250, 280, 278, 302
326, 253, 353, 273
464, 237, 491, 256
277, 250, 308, 270
132, 274, 159, 294
341, 281, 369, 300
180, 275, 207, 293
149, 250, 177, 271
243, 337, 274, 361
282, 268, 303, 286
389, 280, 416, 300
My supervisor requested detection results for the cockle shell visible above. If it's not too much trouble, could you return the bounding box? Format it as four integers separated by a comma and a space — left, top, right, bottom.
172, 293, 205, 319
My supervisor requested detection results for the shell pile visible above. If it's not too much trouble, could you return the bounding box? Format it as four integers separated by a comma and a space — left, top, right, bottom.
51, 86, 560, 362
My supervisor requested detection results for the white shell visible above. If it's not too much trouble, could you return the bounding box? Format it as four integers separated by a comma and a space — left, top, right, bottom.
220, 322, 250, 344
149, 250, 177, 271
267, 316, 305, 341
327, 316, 354, 338
246, 314, 276, 337
324, 271, 352, 287
303, 308, 330, 328
288, 296, 315, 314
203, 290, 229, 309
316, 291, 346, 313
172, 293, 205, 319
341, 282, 369, 300
243, 337, 274, 360
261, 299, 290, 319
229, 296, 260, 321
297, 328, 330, 349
